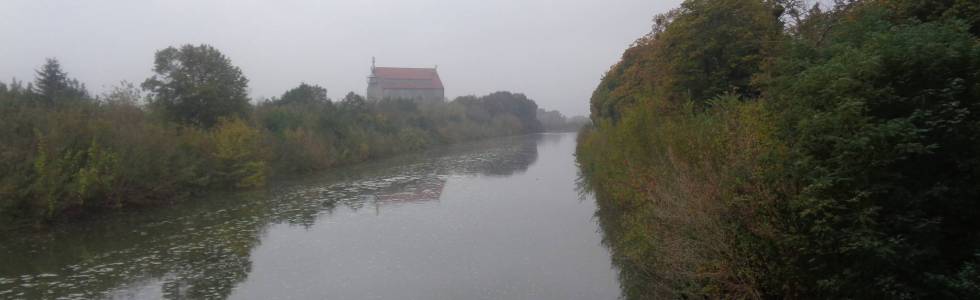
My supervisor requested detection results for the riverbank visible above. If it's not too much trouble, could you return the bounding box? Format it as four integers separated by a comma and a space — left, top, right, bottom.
1, 77, 545, 229
1, 133, 619, 299
576, 0, 980, 298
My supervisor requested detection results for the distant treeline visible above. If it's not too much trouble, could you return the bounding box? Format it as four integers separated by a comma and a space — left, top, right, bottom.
536, 108, 589, 132
0, 44, 544, 227
577, 0, 980, 298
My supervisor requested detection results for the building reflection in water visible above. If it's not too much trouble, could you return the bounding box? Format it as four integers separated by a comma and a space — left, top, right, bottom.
369, 175, 446, 216
0, 134, 545, 299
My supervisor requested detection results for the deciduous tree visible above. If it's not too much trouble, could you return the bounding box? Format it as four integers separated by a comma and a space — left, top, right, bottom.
142, 44, 250, 127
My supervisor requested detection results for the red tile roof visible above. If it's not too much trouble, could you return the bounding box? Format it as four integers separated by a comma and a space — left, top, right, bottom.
372, 67, 444, 89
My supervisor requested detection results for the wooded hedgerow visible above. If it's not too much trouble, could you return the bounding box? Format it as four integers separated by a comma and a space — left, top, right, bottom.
576, 0, 980, 298
0, 45, 543, 227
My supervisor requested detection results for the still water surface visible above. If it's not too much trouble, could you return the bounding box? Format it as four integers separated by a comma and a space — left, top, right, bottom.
0, 133, 618, 299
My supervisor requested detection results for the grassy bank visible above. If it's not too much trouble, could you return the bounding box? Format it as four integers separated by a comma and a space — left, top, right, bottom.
577, 0, 980, 298
0, 49, 544, 228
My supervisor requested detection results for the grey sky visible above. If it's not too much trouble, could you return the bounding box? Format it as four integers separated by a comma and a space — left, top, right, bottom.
1, 0, 681, 116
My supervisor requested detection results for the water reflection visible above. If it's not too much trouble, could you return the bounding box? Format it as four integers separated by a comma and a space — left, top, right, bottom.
0, 134, 542, 299
575, 143, 653, 300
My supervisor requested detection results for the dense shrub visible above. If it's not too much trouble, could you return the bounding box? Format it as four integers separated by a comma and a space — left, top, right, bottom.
0, 56, 545, 227
577, 0, 980, 298
0, 39, 551, 228
763, 7, 980, 297
255, 90, 543, 174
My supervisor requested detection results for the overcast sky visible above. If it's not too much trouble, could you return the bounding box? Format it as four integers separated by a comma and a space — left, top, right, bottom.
1, 0, 682, 116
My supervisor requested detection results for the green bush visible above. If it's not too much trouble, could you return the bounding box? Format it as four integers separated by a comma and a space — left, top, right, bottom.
0, 53, 547, 228
577, 0, 980, 298
762, 8, 980, 297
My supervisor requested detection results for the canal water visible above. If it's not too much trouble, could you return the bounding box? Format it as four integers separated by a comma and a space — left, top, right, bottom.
0, 133, 619, 299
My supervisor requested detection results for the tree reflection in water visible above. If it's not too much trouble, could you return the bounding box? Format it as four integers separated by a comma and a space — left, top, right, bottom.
0, 134, 542, 299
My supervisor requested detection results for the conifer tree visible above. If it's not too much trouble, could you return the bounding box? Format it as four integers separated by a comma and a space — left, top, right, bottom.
33, 58, 88, 106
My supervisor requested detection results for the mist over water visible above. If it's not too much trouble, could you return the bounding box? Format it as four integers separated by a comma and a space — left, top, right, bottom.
0, 133, 619, 299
